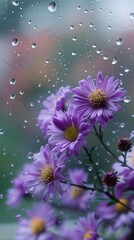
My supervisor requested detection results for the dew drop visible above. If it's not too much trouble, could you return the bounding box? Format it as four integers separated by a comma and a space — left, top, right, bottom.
48, 2, 57, 12
16, 214, 22, 220
119, 122, 125, 128
124, 67, 130, 73
72, 37, 77, 41
77, 6, 81, 10
89, 23, 93, 28
71, 51, 77, 56
70, 25, 74, 30
92, 44, 96, 48
96, 48, 101, 54
12, 0, 19, 6
45, 59, 50, 64
130, 12, 134, 19
116, 38, 123, 46
27, 152, 33, 159
32, 43, 36, 48
0, 129, 5, 135
103, 55, 108, 60
124, 96, 131, 103
12, 38, 18, 46
9, 78, 16, 85
10, 93, 16, 99
20, 90, 24, 95
108, 25, 111, 30
112, 57, 117, 65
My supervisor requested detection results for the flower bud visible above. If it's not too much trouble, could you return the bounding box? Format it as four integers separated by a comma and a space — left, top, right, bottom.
102, 171, 118, 187
118, 137, 131, 152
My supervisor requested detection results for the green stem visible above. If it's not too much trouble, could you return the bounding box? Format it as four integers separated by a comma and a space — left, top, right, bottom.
83, 146, 103, 188
94, 126, 133, 170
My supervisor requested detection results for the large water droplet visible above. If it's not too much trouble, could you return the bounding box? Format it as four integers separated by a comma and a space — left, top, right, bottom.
48, 2, 57, 12
12, 38, 18, 46
116, 38, 123, 46
0, 129, 5, 135
12, 0, 19, 6
124, 96, 131, 103
103, 55, 108, 60
10, 93, 16, 99
32, 43, 36, 48
130, 13, 134, 19
9, 78, 16, 85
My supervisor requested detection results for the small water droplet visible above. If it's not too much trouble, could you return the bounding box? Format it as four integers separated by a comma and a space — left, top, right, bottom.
72, 51, 77, 56
70, 25, 74, 30
130, 12, 134, 19
12, 0, 19, 6
119, 122, 125, 128
116, 38, 123, 46
72, 37, 77, 41
89, 23, 93, 28
92, 44, 96, 48
0, 194, 4, 199
9, 78, 16, 85
124, 96, 131, 103
28, 20, 32, 24
103, 55, 108, 60
108, 25, 111, 29
27, 152, 33, 159
124, 67, 130, 73
96, 48, 101, 54
0, 129, 5, 135
84, 9, 88, 13
48, 2, 57, 12
20, 90, 24, 95
16, 214, 22, 220
32, 43, 36, 48
12, 38, 18, 46
45, 59, 50, 64
77, 6, 81, 10
112, 57, 117, 65
10, 94, 16, 99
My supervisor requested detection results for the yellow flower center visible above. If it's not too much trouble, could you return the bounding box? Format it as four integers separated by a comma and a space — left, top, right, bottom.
115, 198, 129, 213
40, 165, 54, 184
70, 186, 83, 198
89, 89, 106, 108
65, 126, 78, 141
30, 217, 45, 234
84, 230, 94, 239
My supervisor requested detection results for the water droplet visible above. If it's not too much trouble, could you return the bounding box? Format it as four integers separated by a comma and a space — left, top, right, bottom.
77, 6, 81, 10
124, 67, 130, 73
119, 122, 125, 128
0, 129, 5, 135
27, 152, 33, 159
70, 25, 74, 30
9, 78, 16, 85
116, 38, 123, 46
130, 12, 134, 19
89, 23, 93, 28
112, 57, 117, 65
71, 51, 77, 56
45, 59, 50, 64
108, 25, 111, 30
0, 194, 4, 199
12, 38, 18, 46
92, 44, 96, 48
30, 102, 34, 107
48, 2, 57, 12
16, 214, 22, 220
84, 9, 88, 13
12, 0, 19, 6
103, 55, 108, 60
28, 20, 32, 24
72, 37, 77, 41
32, 43, 36, 48
124, 96, 131, 103
10, 93, 15, 99
88, 166, 93, 172
96, 48, 101, 54
20, 90, 24, 95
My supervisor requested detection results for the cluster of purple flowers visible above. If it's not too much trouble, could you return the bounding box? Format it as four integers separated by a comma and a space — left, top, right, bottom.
6, 72, 134, 240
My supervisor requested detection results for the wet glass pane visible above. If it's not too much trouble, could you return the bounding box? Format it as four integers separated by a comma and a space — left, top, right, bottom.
0, 0, 134, 239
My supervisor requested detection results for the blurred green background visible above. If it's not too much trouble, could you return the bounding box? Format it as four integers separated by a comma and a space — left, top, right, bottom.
0, 0, 134, 225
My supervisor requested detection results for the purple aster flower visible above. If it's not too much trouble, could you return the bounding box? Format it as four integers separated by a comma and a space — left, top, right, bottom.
47, 109, 92, 156
38, 86, 71, 135
72, 71, 126, 126
6, 165, 31, 208
72, 213, 102, 240
62, 168, 95, 209
24, 144, 66, 200
96, 195, 134, 230
15, 203, 56, 240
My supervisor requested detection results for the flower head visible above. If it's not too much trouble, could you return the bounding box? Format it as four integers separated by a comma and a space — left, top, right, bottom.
48, 109, 92, 156
62, 168, 94, 209
72, 71, 126, 126
38, 86, 71, 135
24, 144, 65, 200
102, 171, 118, 187
15, 203, 56, 240
117, 137, 132, 152
72, 213, 102, 240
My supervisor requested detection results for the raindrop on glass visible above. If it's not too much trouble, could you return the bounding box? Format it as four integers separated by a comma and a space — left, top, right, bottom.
0, 129, 5, 135
124, 96, 131, 103
32, 43, 36, 48
12, 0, 19, 6
9, 78, 16, 85
10, 94, 16, 99
130, 13, 134, 19
12, 38, 18, 46
116, 38, 123, 46
48, 2, 57, 12
112, 57, 117, 65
